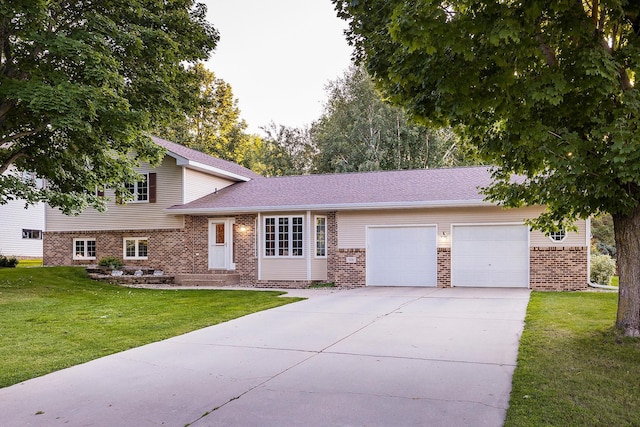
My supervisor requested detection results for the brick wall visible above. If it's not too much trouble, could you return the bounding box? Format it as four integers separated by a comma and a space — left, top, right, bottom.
234, 214, 258, 284
437, 248, 451, 288
326, 211, 338, 283
184, 216, 209, 274
332, 249, 366, 288
530, 246, 588, 291
43, 229, 189, 273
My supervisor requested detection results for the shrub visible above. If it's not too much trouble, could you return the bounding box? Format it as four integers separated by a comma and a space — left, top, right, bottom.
98, 256, 123, 269
0, 255, 19, 268
590, 254, 616, 285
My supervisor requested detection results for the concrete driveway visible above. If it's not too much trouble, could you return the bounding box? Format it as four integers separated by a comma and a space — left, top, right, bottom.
0, 287, 530, 427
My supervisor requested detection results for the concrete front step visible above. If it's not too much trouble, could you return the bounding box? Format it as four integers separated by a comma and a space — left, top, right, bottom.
174, 273, 241, 287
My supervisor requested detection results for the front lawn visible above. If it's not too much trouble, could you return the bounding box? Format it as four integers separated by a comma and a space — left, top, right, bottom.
0, 267, 302, 388
506, 292, 640, 426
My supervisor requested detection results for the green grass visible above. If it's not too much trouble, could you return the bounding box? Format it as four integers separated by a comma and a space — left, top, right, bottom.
308, 282, 336, 288
506, 292, 640, 426
0, 267, 302, 388
16, 258, 43, 268
610, 276, 619, 287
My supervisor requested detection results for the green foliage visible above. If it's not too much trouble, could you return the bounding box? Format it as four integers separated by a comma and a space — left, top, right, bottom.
0, 266, 302, 387
0, 1, 218, 214
590, 254, 617, 285
591, 213, 616, 256
311, 66, 476, 173
154, 64, 263, 170
506, 292, 640, 425
97, 256, 123, 269
333, 0, 640, 228
0, 255, 18, 268
258, 122, 316, 176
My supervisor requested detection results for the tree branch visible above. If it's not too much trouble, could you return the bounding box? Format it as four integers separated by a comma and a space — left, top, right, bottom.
0, 146, 28, 175
0, 126, 44, 145
535, 34, 557, 66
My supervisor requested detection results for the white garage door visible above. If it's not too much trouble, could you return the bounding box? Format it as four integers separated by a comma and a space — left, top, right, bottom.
452, 224, 529, 288
367, 225, 437, 287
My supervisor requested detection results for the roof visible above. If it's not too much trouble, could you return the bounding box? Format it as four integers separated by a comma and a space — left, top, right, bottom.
150, 136, 262, 182
167, 166, 497, 214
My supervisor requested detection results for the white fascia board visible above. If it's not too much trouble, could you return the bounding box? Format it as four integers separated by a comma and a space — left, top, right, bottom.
165, 152, 251, 182
164, 199, 493, 216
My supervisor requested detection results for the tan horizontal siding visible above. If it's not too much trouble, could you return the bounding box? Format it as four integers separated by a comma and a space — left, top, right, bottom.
337, 206, 587, 249
311, 258, 328, 281
183, 169, 236, 203
47, 156, 184, 232
261, 258, 308, 280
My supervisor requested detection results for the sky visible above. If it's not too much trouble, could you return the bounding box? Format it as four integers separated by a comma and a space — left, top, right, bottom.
202, 0, 354, 134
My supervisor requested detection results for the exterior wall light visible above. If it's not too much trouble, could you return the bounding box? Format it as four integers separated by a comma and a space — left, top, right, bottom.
439, 231, 449, 243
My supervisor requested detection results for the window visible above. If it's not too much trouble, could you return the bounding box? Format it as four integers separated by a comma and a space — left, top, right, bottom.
124, 174, 148, 202
22, 229, 42, 240
315, 216, 326, 257
73, 238, 96, 260
264, 216, 303, 257
123, 237, 148, 259
549, 228, 567, 242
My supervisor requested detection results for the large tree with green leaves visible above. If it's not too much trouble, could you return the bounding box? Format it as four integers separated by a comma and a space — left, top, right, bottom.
155, 63, 259, 166
312, 65, 472, 173
334, 1, 640, 336
0, 0, 217, 213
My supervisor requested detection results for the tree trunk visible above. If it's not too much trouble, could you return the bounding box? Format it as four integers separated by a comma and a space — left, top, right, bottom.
612, 207, 640, 337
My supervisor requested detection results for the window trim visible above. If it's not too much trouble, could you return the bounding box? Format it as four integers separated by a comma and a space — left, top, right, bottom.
73, 238, 96, 260
314, 216, 327, 258
263, 215, 304, 258
124, 173, 149, 203
548, 228, 567, 242
123, 237, 149, 260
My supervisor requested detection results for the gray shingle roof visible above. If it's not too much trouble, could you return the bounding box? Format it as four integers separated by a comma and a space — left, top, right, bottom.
150, 136, 262, 181
168, 166, 496, 214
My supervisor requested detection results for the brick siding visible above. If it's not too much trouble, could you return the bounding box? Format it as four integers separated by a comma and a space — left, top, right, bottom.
43, 229, 189, 273
530, 246, 588, 291
332, 249, 366, 288
437, 248, 451, 288
234, 214, 258, 284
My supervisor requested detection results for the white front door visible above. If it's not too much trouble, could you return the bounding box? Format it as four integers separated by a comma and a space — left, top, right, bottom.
209, 219, 234, 270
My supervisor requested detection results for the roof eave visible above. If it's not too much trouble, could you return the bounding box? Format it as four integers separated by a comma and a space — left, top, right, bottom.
164, 152, 252, 182
164, 199, 493, 216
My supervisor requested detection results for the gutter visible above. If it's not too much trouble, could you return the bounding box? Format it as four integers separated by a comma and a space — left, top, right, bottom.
164, 200, 494, 216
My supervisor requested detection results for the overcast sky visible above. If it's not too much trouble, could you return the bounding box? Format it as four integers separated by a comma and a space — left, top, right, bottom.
202, 0, 354, 134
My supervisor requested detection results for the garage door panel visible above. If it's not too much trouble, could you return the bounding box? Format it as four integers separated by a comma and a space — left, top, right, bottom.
452, 225, 529, 288
367, 226, 437, 287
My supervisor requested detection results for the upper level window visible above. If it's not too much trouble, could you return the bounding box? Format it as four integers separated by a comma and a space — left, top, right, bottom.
315, 216, 326, 257
125, 174, 148, 202
549, 228, 567, 242
124, 237, 148, 259
73, 238, 96, 260
264, 216, 303, 257
22, 229, 42, 240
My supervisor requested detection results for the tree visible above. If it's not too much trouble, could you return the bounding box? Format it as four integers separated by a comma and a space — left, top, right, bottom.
0, 1, 218, 213
334, 1, 640, 335
155, 64, 258, 167
258, 122, 316, 176
311, 66, 472, 173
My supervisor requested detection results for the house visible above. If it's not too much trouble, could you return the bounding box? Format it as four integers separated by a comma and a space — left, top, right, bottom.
44, 136, 589, 290
0, 169, 45, 258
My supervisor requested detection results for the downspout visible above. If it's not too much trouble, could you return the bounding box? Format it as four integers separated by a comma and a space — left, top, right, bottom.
588, 281, 618, 291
